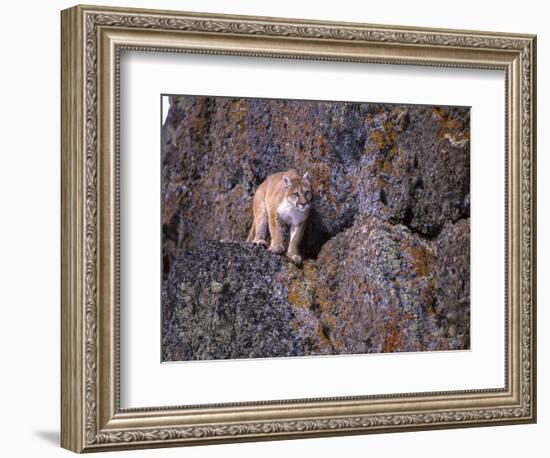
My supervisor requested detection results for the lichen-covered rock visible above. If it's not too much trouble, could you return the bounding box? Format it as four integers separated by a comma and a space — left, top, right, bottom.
434, 218, 471, 346
357, 106, 470, 238
161, 95, 471, 360
162, 241, 331, 361
311, 216, 455, 354
162, 220, 470, 360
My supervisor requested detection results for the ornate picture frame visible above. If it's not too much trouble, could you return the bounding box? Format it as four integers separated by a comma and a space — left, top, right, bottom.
61, 4, 536, 453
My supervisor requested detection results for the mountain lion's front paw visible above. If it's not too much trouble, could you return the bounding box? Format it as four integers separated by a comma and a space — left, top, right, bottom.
253, 239, 268, 248
268, 244, 285, 255
287, 253, 302, 265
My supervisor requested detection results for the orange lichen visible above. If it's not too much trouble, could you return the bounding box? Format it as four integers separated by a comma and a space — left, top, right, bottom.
383, 120, 399, 143
316, 131, 328, 148
320, 314, 342, 350
314, 282, 333, 314
286, 276, 312, 309
369, 115, 402, 153
370, 131, 389, 150
193, 115, 207, 131
382, 310, 410, 353
406, 244, 435, 278
432, 107, 468, 145
303, 262, 318, 284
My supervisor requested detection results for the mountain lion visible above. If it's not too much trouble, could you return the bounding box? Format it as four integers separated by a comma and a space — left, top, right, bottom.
246, 169, 312, 265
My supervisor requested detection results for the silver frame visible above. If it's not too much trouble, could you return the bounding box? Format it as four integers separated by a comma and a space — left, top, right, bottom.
61, 4, 536, 453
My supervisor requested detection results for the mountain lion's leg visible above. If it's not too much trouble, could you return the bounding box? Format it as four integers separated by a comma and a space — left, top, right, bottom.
268, 209, 285, 254
287, 222, 305, 264
252, 205, 268, 247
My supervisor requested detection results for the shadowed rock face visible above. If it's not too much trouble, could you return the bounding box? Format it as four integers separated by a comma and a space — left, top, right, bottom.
162, 95, 470, 361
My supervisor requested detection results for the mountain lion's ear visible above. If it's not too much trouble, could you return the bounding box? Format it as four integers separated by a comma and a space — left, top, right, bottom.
282, 175, 292, 188
303, 171, 311, 183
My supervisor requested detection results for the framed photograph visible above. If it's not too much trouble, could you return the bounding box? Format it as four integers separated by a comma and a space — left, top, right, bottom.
61, 4, 537, 453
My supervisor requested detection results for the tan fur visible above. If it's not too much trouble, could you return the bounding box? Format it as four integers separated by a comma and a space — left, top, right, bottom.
247, 169, 312, 265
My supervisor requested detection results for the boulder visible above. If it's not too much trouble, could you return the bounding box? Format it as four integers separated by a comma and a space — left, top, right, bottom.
312, 217, 445, 354
162, 241, 331, 361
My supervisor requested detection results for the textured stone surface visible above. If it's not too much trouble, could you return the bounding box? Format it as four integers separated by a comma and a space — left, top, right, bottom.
313, 217, 442, 354
434, 218, 471, 345
357, 106, 470, 237
162, 242, 330, 361
161, 95, 470, 360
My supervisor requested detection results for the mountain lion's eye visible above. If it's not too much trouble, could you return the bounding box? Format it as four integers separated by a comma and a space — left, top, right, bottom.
305, 191, 311, 200
293, 192, 299, 198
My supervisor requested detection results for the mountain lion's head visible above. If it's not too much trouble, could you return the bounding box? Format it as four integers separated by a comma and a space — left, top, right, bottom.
282, 171, 312, 212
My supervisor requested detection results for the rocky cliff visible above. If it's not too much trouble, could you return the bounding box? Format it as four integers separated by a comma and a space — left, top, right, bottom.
161, 95, 470, 361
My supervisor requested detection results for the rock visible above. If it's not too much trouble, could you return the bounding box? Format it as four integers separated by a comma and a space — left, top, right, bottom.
210, 281, 224, 294
161, 96, 471, 360
434, 218, 471, 347
312, 216, 454, 354
162, 242, 331, 361
357, 106, 470, 238
162, 218, 470, 360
